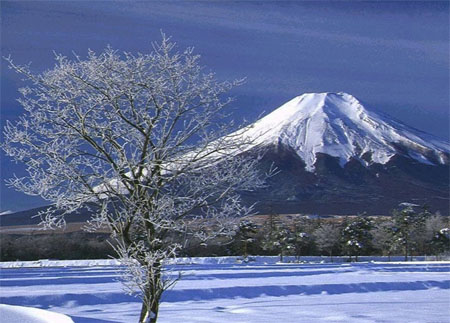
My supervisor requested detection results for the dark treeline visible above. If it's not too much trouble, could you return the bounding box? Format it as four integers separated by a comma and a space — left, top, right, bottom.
220, 205, 449, 262
1, 232, 114, 261
1, 205, 449, 262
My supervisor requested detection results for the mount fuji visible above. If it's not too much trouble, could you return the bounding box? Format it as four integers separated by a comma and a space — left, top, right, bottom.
236, 92, 449, 215
238, 92, 448, 171
2, 93, 449, 226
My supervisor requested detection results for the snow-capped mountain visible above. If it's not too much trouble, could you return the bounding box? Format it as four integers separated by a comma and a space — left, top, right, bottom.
239, 92, 449, 172
3, 93, 449, 220
234, 92, 449, 215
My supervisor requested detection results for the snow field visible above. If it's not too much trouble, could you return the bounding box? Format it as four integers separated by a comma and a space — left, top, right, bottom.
0, 304, 74, 323
0, 259, 449, 322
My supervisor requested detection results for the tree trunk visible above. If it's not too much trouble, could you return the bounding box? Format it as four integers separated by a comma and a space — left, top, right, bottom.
139, 299, 158, 323
404, 241, 408, 261
139, 263, 162, 323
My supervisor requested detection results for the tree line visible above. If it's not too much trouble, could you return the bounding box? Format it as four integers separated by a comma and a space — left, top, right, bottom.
225, 205, 449, 262
2, 205, 448, 262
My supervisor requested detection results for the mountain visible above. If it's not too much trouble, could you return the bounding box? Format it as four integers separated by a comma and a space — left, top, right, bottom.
238, 92, 448, 171
236, 92, 449, 215
2, 92, 449, 225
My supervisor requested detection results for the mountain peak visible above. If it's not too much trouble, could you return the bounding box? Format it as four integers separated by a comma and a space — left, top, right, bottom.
240, 92, 449, 171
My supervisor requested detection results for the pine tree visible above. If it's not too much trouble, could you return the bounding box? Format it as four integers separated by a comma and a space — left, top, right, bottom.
261, 212, 280, 255
371, 219, 397, 261
342, 215, 373, 262
424, 212, 449, 258
391, 205, 426, 261
275, 225, 294, 262
430, 228, 450, 259
292, 231, 310, 262
235, 220, 258, 259
291, 216, 316, 261
261, 214, 294, 262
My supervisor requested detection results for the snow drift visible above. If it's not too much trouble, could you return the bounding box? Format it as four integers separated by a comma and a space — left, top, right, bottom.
0, 304, 74, 323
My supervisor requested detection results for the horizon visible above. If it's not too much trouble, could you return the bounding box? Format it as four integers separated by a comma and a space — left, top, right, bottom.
1, 1, 449, 212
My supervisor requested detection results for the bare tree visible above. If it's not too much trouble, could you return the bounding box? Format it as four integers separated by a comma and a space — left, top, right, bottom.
313, 223, 341, 262
2, 35, 266, 322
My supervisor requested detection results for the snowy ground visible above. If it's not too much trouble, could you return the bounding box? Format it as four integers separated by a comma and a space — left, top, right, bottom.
0, 258, 449, 323
0, 304, 74, 323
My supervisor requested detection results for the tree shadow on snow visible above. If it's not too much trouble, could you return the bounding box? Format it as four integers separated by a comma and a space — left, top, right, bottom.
162, 280, 450, 302
1, 292, 139, 308
71, 316, 120, 323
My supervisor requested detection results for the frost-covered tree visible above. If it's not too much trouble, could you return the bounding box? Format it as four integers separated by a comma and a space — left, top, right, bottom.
275, 225, 294, 262
234, 219, 258, 259
291, 217, 314, 261
430, 228, 450, 259
371, 219, 397, 261
391, 205, 426, 261
425, 213, 450, 258
261, 212, 280, 255
313, 223, 341, 262
260, 213, 294, 262
292, 231, 310, 262
342, 216, 373, 262
2, 35, 267, 323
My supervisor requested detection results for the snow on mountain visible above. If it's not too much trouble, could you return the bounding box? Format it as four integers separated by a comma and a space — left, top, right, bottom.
238, 92, 449, 171
92, 92, 449, 197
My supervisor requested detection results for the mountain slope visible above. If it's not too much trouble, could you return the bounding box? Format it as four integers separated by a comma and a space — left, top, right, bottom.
236, 92, 449, 214
239, 92, 449, 171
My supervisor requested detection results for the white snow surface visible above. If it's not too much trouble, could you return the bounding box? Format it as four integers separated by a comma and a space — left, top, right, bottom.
1, 257, 449, 323
0, 304, 74, 323
238, 92, 449, 171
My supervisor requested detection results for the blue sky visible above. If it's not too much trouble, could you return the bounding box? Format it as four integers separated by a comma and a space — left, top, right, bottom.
1, 1, 449, 212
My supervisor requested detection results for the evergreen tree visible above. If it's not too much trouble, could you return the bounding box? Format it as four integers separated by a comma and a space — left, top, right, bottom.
424, 212, 449, 257
234, 220, 258, 259
371, 219, 397, 261
430, 228, 450, 259
342, 215, 373, 262
291, 216, 314, 261
292, 231, 310, 262
391, 205, 426, 261
261, 213, 295, 262
274, 225, 294, 262
261, 212, 281, 256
